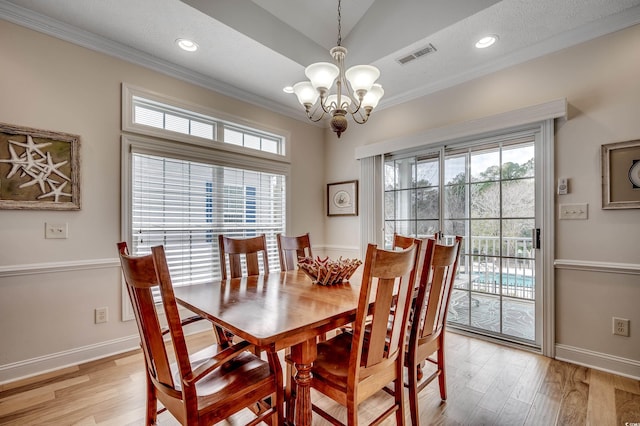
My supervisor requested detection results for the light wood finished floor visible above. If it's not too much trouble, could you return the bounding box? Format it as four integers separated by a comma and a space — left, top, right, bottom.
1, 331, 639, 425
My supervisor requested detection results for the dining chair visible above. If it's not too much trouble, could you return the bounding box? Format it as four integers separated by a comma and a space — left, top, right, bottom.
218, 234, 269, 280
309, 241, 421, 426
405, 235, 462, 426
117, 242, 284, 426
276, 232, 313, 271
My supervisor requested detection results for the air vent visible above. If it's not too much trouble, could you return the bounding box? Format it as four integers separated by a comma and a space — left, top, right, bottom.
396, 43, 437, 65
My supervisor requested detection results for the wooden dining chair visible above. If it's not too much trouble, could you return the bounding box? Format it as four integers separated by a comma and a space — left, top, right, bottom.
309, 241, 421, 426
276, 232, 313, 271
405, 235, 462, 426
218, 234, 269, 280
117, 242, 284, 426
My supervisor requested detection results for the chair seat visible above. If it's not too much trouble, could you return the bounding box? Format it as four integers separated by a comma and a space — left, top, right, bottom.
171, 347, 275, 412
312, 332, 353, 390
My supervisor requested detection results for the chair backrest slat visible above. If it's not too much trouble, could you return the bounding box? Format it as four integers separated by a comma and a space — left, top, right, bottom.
416, 236, 462, 341
219, 234, 269, 279
276, 233, 313, 271
393, 233, 438, 285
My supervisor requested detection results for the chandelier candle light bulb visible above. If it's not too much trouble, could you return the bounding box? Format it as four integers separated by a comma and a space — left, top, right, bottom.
290, 0, 384, 137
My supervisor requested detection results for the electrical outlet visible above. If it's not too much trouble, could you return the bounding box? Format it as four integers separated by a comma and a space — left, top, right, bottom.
95, 307, 108, 324
612, 317, 629, 337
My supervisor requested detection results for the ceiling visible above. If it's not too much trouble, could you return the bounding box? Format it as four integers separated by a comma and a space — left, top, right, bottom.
2, 0, 640, 124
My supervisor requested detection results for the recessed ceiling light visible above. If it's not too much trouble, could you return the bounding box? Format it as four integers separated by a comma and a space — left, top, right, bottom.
475, 35, 498, 49
283, 86, 294, 94
176, 38, 198, 52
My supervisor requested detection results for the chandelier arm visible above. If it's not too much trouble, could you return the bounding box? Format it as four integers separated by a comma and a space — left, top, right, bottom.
319, 96, 335, 115
349, 109, 369, 124
305, 101, 327, 122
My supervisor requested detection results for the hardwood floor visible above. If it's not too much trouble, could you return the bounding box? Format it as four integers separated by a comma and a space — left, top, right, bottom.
1, 331, 638, 425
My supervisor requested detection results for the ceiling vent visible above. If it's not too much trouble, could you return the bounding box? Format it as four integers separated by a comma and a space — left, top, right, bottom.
396, 43, 437, 65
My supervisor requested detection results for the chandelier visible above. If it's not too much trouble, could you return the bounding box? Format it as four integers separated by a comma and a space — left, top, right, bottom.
291, 0, 384, 138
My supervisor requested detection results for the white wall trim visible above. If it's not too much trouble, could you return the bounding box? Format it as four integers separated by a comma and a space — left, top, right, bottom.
554, 259, 640, 275
355, 99, 567, 159
0, 334, 140, 385
316, 244, 360, 253
0, 258, 120, 278
555, 344, 640, 381
0, 321, 212, 386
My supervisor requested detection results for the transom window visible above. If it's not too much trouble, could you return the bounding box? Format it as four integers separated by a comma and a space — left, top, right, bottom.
123, 84, 287, 159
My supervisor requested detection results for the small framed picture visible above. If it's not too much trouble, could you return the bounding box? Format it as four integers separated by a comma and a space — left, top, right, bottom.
327, 180, 358, 216
601, 139, 640, 209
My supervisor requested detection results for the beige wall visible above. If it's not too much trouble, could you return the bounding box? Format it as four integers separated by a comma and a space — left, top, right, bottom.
0, 20, 324, 382
324, 24, 640, 376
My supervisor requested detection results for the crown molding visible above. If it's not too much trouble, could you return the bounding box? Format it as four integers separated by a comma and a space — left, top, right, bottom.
380, 5, 640, 110
0, 1, 306, 123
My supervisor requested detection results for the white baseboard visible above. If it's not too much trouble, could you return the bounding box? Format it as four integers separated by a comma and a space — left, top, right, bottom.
555, 343, 640, 380
0, 321, 212, 386
0, 334, 141, 385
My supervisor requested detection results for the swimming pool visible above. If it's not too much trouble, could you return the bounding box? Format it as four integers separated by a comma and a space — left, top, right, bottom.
472, 272, 534, 288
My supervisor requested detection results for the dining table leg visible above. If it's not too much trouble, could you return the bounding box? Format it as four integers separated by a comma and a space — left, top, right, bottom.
290, 338, 317, 426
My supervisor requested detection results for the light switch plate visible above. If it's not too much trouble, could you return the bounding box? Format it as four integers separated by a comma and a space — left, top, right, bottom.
559, 203, 588, 220
45, 222, 68, 239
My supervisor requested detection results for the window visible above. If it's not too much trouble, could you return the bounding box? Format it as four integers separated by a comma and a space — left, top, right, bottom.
123, 84, 288, 159
224, 125, 281, 155
122, 85, 290, 295
133, 97, 215, 140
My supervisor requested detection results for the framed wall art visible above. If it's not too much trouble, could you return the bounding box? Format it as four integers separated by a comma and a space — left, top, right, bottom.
0, 123, 80, 210
327, 180, 358, 216
601, 139, 640, 209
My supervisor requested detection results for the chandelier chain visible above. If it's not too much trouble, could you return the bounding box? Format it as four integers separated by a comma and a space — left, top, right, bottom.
337, 0, 342, 46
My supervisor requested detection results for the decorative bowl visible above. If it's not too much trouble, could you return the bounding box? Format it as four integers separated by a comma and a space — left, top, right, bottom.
298, 256, 362, 286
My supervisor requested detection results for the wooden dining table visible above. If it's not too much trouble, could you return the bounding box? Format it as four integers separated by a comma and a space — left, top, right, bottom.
173, 269, 362, 426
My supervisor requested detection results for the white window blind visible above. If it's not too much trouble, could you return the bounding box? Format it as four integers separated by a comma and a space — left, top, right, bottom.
131, 153, 286, 286
133, 98, 216, 141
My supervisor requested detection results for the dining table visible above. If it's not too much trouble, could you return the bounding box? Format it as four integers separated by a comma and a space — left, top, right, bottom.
173, 269, 362, 426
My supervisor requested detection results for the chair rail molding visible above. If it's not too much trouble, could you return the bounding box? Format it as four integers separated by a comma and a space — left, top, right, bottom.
554, 259, 640, 275
0, 258, 120, 278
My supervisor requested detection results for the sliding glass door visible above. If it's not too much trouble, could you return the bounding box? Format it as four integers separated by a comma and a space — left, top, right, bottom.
384, 132, 541, 347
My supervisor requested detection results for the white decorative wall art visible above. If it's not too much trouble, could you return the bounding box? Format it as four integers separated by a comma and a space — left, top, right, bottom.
0, 123, 80, 210
327, 180, 358, 216
601, 139, 640, 209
